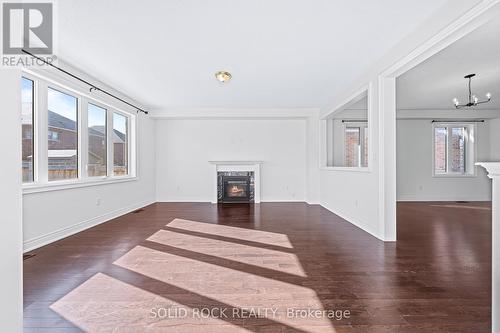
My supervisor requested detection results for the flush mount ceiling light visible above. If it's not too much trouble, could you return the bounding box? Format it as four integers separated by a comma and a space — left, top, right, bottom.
215, 71, 232, 83
453, 73, 492, 109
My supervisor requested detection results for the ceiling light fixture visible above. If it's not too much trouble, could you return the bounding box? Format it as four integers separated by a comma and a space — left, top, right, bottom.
215, 71, 232, 83
452, 73, 491, 109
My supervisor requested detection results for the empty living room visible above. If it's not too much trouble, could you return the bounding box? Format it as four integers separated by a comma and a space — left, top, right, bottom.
2, 0, 500, 332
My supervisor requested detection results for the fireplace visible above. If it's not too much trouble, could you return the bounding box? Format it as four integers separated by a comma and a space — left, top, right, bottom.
210, 161, 261, 204
217, 171, 254, 203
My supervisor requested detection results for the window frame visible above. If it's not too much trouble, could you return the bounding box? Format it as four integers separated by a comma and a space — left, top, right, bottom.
21, 71, 138, 194
87, 102, 109, 178
111, 110, 131, 177
432, 122, 477, 178
21, 76, 37, 184
46, 85, 80, 182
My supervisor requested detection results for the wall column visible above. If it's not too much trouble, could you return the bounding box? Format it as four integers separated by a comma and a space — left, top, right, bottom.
0, 69, 23, 332
477, 162, 500, 332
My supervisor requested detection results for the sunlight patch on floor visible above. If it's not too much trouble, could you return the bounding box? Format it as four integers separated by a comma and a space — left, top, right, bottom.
147, 229, 307, 277
50, 273, 251, 333
167, 218, 294, 248
429, 204, 491, 211
114, 245, 335, 332
50, 219, 336, 332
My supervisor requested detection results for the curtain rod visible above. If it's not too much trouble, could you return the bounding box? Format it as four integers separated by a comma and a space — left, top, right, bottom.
431, 119, 484, 123
21, 49, 149, 115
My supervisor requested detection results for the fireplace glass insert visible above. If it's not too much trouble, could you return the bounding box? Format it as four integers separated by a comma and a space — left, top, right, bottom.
219, 174, 253, 203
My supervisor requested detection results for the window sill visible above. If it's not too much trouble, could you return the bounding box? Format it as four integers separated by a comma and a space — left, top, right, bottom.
320, 166, 371, 173
22, 176, 138, 194
432, 173, 476, 178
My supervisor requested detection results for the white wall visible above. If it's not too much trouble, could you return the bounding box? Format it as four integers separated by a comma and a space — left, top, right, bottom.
306, 113, 321, 204
397, 119, 492, 201
490, 118, 500, 160
319, 82, 384, 239
0, 70, 23, 332
23, 115, 156, 251
155, 118, 307, 202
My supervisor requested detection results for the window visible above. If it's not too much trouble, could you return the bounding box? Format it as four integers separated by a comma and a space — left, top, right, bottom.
21, 72, 136, 191
344, 124, 368, 167
48, 130, 59, 141
88, 104, 107, 177
434, 127, 447, 173
22, 77, 34, 183
433, 124, 475, 176
450, 127, 466, 173
47, 87, 78, 181
113, 112, 128, 176
344, 127, 360, 167
324, 92, 369, 169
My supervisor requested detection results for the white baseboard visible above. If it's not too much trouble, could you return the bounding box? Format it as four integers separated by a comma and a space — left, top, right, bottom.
23, 199, 155, 253
397, 194, 491, 202
156, 199, 211, 203
156, 198, 307, 203
319, 202, 383, 241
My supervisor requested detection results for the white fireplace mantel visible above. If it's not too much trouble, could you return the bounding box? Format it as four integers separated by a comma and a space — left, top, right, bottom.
209, 161, 263, 204
476, 162, 500, 331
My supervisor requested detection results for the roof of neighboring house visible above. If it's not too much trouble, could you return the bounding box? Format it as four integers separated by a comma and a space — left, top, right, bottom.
48, 110, 126, 143
48, 110, 77, 131
113, 129, 126, 143
90, 125, 105, 136
91, 126, 125, 143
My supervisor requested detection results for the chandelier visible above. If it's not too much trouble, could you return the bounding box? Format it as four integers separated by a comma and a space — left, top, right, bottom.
453, 73, 491, 109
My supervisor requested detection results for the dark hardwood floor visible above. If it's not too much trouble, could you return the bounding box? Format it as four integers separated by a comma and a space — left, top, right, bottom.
23, 202, 492, 332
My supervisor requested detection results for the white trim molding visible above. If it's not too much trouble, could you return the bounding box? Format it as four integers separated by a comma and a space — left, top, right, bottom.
476, 162, 500, 332
23, 176, 138, 194
477, 162, 500, 178
209, 161, 263, 204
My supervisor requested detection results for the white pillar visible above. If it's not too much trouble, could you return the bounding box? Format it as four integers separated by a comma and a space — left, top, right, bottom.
477, 162, 500, 332
0, 69, 24, 332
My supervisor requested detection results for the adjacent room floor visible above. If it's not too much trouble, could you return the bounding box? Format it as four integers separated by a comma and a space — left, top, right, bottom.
23, 202, 491, 332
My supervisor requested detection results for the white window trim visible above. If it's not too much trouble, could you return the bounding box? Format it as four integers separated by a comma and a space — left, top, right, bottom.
432, 122, 477, 178
21, 71, 138, 194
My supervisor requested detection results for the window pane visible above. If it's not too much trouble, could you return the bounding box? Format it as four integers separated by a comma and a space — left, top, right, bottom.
363, 128, 368, 168
48, 88, 78, 181
22, 77, 34, 183
345, 127, 360, 167
113, 113, 128, 175
88, 104, 107, 177
450, 127, 466, 173
434, 127, 447, 173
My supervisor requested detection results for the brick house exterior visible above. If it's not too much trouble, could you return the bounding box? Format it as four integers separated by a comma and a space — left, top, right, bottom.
21, 111, 126, 180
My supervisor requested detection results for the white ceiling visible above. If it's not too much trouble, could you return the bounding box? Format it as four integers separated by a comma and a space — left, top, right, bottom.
56, 0, 449, 111
397, 17, 500, 111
